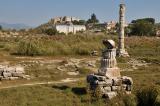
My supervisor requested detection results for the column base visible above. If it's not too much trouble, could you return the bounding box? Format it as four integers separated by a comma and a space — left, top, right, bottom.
98, 67, 121, 78
117, 49, 129, 57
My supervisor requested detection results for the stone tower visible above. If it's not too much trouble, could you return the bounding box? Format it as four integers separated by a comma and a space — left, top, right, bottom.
117, 4, 129, 57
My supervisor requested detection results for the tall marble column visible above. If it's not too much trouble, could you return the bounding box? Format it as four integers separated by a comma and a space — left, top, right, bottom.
117, 4, 129, 57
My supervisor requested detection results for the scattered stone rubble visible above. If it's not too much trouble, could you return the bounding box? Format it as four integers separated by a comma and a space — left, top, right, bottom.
0, 65, 30, 80
128, 58, 149, 69
56, 58, 97, 76
87, 39, 133, 99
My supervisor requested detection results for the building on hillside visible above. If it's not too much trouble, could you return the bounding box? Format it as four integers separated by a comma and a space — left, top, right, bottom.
64, 16, 80, 22
55, 24, 86, 35
87, 21, 117, 32
106, 21, 117, 30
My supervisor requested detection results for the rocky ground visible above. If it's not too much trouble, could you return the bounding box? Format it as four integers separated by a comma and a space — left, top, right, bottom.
0, 54, 151, 90
0, 56, 100, 88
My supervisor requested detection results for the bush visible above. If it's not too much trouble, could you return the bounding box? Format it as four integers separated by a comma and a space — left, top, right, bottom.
155, 95, 160, 106
15, 39, 44, 56
43, 28, 57, 35
9, 34, 107, 56
123, 94, 137, 106
107, 92, 137, 106
136, 86, 158, 106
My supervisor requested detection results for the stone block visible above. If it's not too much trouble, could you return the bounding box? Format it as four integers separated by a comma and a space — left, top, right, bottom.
9, 77, 19, 80
105, 79, 113, 86
3, 72, 12, 78
105, 92, 117, 99
12, 72, 24, 77
111, 86, 121, 91
15, 67, 25, 73
112, 78, 122, 86
5, 67, 16, 73
0, 76, 3, 80
103, 86, 112, 92
122, 76, 133, 85
122, 84, 127, 90
1, 77, 10, 80
87, 74, 95, 83
96, 75, 107, 81
99, 67, 121, 78
0, 69, 3, 76
98, 80, 112, 86
126, 85, 132, 91
22, 75, 30, 80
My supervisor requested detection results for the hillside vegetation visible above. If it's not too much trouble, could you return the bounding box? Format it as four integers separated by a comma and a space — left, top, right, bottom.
0, 33, 160, 59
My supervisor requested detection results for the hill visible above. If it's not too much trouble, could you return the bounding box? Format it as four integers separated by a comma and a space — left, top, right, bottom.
0, 22, 31, 30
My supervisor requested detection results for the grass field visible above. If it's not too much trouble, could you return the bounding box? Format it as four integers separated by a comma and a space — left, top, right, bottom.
0, 34, 160, 106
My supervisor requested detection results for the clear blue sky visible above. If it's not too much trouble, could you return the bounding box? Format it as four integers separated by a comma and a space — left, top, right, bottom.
0, 0, 159, 27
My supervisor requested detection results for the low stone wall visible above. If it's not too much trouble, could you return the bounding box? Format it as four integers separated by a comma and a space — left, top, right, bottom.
0, 65, 30, 80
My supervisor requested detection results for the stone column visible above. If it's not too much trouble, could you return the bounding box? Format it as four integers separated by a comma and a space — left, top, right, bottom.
117, 4, 129, 57
98, 40, 121, 78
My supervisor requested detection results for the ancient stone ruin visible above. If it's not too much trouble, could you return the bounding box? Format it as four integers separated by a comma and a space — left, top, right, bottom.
117, 4, 129, 57
0, 65, 30, 80
87, 39, 133, 99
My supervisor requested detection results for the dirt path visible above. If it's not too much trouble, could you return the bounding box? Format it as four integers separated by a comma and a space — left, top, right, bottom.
0, 78, 82, 90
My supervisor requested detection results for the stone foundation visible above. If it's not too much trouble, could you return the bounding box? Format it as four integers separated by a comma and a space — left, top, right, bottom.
117, 49, 129, 57
87, 74, 133, 99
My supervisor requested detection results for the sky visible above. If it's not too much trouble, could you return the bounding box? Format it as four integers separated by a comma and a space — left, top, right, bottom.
0, 0, 159, 27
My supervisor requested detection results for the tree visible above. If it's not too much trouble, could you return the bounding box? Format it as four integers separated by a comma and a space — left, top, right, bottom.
44, 28, 58, 35
0, 25, 2, 30
79, 20, 86, 25
72, 20, 86, 25
87, 13, 99, 24
129, 18, 156, 36
155, 23, 160, 29
132, 18, 155, 25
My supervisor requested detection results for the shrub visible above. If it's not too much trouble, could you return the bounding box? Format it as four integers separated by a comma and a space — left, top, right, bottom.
123, 94, 137, 106
0, 44, 4, 48
4, 43, 17, 52
107, 92, 137, 106
155, 95, 160, 106
15, 39, 44, 56
43, 28, 57, 35
92, 85, 103, 106
136, 86, 158, 106
12, 34, 106, 56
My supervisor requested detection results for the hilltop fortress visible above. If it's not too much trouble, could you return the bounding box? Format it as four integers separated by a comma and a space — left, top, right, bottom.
50, 16, 81, 24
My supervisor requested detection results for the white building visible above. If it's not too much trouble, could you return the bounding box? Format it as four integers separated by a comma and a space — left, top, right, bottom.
56, 25, 86, 35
